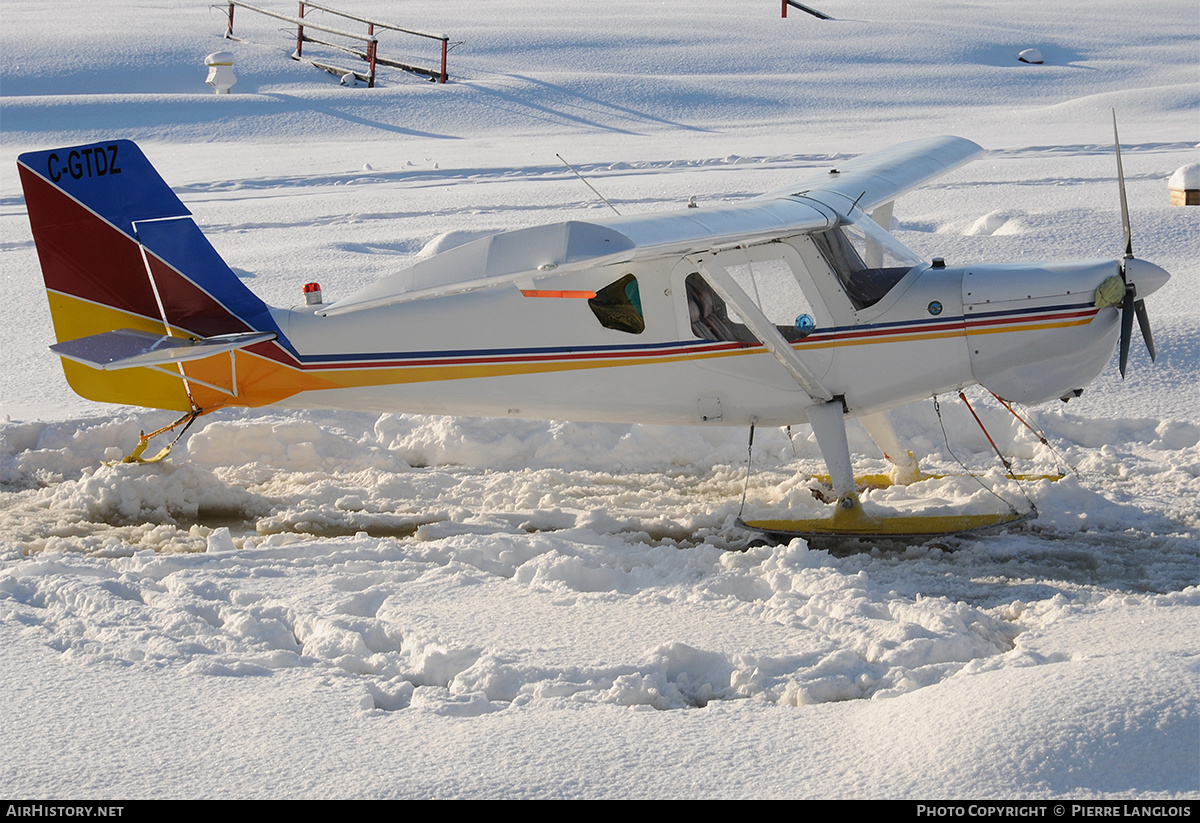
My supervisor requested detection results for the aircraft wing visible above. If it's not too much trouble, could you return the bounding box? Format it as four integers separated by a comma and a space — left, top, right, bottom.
320, 221, 634, 316
319, 136, 981, 316
319, 199, 835, 316
761, 135, 984, 215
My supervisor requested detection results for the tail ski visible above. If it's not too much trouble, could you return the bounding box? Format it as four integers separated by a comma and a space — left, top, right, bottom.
17, 140, 295, 411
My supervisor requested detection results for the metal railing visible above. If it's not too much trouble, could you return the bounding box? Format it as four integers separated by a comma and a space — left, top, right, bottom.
223, 1, 450, 86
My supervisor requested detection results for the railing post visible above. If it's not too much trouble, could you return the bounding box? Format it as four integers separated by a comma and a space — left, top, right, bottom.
440, 37, 448, 83
367, 22, 375, 86
296, 2, 305, 57
782, 0, 788, 17
226, 1, 235, 37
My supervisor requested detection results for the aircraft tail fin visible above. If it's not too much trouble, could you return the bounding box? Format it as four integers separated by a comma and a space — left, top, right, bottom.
17, 140, 291, 411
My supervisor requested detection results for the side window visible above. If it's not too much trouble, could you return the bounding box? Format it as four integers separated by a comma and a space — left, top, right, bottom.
721, 257, 816, 341
589, 273, 644, 334
686, 272, 757, 342
686, 255, 817, 343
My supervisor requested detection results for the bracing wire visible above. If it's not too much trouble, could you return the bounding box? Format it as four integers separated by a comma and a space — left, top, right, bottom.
738, 419, 757, 518
958, 391, 1012, 475
933, 395, 1033, 519
989, 391, 1078, 477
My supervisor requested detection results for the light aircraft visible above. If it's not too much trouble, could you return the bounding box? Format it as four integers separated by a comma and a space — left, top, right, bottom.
16, 127, 1170, 538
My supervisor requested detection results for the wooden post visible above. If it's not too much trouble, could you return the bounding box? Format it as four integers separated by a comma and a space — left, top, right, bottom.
226, 1, 235, 37
367, 23, 376, 87
440, 38, 448, 83
296, 2, 305, 57
781, 0, 788, 17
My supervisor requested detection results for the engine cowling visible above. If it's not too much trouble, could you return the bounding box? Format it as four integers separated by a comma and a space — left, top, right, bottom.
963, 260, 1122, 404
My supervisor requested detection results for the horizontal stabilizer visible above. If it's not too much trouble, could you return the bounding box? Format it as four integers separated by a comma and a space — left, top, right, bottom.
51, 329, 276, 371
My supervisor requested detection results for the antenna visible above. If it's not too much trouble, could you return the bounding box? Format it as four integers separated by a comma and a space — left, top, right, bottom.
556, 153, 621, 215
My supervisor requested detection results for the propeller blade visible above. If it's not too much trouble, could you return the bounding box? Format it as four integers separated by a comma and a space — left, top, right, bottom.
1113, 110, 1133, 259
1134, 298, 1156, 361
1112, 114, 1162, 377
1119, 284, 1135, 379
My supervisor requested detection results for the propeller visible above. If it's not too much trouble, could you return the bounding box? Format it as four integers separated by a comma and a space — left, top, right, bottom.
1112, 111, 1157, 378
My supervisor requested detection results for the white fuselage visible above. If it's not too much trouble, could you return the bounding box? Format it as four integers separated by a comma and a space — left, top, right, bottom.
269, 218, 1131, 427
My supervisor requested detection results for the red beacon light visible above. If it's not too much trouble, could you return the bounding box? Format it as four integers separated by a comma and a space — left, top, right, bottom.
303, 282, 322, 305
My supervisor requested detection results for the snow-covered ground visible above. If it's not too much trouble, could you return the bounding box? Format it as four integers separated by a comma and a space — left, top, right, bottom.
1, 0, 1197, 799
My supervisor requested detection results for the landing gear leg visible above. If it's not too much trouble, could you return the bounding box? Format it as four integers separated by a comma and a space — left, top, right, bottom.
806, 399, 859, 513
739, 400, 1035, 540
859, 410, 921, 485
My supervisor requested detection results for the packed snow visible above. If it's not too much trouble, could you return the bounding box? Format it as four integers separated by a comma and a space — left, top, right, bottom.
1, 0, 1197, 799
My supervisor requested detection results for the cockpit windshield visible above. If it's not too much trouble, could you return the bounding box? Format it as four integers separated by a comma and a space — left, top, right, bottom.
811, 213, 922, 310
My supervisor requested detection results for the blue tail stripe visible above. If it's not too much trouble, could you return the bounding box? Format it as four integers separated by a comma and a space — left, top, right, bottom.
18, 141, 189, 236
135, 217, 284, 340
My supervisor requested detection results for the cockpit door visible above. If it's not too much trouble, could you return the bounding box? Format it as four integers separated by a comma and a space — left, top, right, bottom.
674, 241, 835, 392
